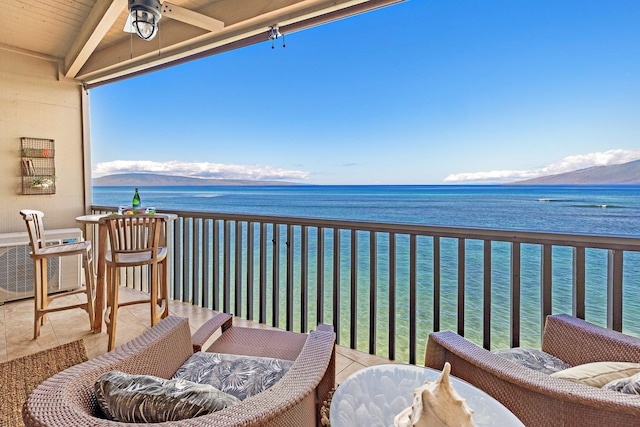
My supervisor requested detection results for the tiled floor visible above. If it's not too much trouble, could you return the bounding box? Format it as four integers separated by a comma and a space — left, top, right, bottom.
0, 287, 391, 385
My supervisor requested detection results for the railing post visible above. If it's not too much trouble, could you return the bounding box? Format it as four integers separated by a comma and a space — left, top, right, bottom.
510, 242, 521, 348
272, 224, 280, 328
203, 219, 211, 309
572, 246, 586, 319
457, 238, 466, 337
316, 227, 325, 326
301, 226, 308, 333
389, 232, 396, 361
607, 249, 624, 332
286, 225, 294, 331
212, 220, 220, 311
350, 230, 358, 349
235, 221, 243, 317
172, 216, 182, 301
433, 236, 441, 333
541, 244, 553, 336
483, 239, 492, 350
259, 223, 267, 324
192, 217, 202, 307
181, 217, 192, 303
409, 234, 417, 365
247, 222, 255, 320
369, 231, 377, 355
223, 220, 231, 313
333, 228, 341, 344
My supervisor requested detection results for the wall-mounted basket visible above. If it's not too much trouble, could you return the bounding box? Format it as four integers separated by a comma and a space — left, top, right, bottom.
21, 137, 56, 195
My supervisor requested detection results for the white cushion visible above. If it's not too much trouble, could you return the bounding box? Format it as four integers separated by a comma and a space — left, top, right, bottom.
550, 362, 640, 387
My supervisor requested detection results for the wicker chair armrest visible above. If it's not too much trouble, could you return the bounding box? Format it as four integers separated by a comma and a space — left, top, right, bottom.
316, 323, 333, 333
425, 330, 640, 426
192, 326, 337, 426
542, 314, 640, 365
23, 316, 196, 427
191, 312, 233, 352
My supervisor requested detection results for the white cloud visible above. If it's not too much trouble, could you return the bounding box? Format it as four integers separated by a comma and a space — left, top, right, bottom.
444, 149, 640, 183
94, 160, 310, 181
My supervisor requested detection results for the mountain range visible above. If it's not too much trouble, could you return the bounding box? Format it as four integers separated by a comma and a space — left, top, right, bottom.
93, 160, 640, 186
93, 173, 300, 186
510, 159, 640, 185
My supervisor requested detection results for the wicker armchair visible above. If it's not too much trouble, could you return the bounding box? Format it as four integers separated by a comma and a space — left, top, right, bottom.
23, 314, 336, 426
425, 314, 640, 427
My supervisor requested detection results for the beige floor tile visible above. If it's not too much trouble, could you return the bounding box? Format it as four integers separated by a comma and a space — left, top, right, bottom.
336, 344, 391, 367
1, 287, 392, 383
336, 361, 368, 385
82, 331, 110, 359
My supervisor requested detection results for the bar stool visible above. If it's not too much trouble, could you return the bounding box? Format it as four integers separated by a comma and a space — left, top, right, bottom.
99, 214, 169, 351
19, 209, 95, 339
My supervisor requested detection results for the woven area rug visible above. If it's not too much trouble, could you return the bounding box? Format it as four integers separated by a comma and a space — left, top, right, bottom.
0, 340, 88, 427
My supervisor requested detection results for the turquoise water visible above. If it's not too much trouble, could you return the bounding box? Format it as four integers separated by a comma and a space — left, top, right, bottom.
93, 185, 640, 359
94, 185, 639, 235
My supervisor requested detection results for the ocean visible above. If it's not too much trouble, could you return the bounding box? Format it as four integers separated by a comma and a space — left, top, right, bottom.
93, 185, 639, 236
93, 185, 640, 358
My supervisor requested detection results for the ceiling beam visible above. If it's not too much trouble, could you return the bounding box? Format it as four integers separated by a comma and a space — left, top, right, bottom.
64, 0, 127, 79
78, 0, 377, 84
0, 43, 62, 65
84, 0, 404, 89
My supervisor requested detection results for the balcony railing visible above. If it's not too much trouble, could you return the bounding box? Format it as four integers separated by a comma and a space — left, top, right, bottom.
90, 205, 640, 364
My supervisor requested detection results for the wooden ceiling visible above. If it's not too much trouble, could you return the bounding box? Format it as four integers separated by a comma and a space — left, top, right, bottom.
0, 0, 402, 88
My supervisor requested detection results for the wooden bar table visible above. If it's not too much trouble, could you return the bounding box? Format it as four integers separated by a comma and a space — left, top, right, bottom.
75, 212, 177, 333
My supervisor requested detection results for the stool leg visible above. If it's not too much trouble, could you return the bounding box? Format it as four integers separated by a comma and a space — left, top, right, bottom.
40, 258, 48, 325
107, 267, 120, 352
150, 262, 158, 326
83, 253, 95, 331
33, 258, 43, 339
160, 258, 169, 319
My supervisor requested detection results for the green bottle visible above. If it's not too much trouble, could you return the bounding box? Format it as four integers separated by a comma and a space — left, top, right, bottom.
132, 188, 141, 209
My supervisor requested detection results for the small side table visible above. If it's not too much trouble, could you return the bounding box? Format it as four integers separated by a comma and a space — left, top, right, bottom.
330, 364, 524, 427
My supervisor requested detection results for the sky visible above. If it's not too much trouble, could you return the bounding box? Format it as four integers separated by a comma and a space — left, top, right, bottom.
89, 0, 640, 185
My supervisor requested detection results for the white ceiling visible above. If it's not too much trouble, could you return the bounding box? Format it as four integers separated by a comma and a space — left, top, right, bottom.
0, 0, 402, 88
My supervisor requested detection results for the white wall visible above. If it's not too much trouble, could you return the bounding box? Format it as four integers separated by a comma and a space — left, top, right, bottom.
0, 49, 89, 234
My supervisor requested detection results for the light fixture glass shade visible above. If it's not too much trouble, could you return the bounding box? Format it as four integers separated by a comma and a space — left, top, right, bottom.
128, 0, 162, 41
131, 9, 158, 40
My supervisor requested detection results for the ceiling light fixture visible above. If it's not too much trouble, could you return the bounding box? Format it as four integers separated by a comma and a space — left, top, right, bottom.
126, 0, 162, 41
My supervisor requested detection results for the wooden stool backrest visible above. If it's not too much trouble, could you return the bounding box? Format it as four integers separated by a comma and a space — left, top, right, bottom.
99, 214, 168, 264
19, 209, 48, 255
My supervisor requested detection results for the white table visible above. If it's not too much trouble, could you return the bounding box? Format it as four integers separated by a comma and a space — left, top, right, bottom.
75, 213, 177, 332
330, 364, 525, 427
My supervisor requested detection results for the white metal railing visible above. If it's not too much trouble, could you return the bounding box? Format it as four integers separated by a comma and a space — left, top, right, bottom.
90, 205, 640, 364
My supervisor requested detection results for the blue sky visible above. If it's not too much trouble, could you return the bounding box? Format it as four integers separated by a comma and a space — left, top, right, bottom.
90, 0, 640, 185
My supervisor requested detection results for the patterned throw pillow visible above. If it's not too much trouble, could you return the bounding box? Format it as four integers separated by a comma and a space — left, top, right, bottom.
172, 352, 293, 401
94, 371, 240, 422
492, 347, 571, 374
603, 372, 640, 394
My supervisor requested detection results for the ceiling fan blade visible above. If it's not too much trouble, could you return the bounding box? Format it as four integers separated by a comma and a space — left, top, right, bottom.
161, 2, 224, 32
123, 13, 134, 33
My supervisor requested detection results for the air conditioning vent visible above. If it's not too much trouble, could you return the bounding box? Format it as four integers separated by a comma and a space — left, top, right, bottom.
0, 228, 83, 304
0, 242, 61, 295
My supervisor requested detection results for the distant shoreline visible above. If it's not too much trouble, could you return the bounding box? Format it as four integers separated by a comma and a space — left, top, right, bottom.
93, 183, 640, 188
93, 173, 302, 187
94, 161, 640, 187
